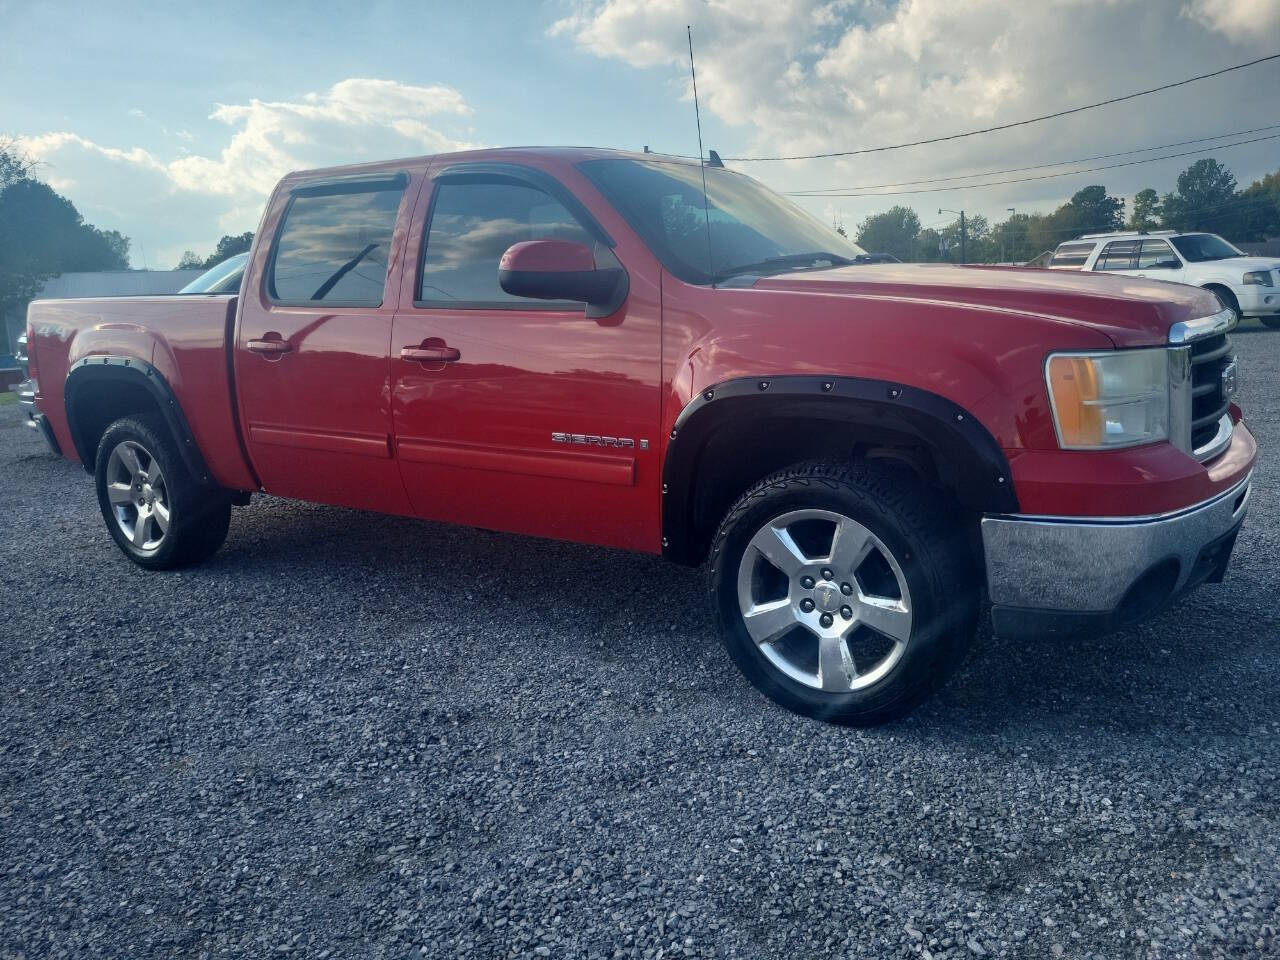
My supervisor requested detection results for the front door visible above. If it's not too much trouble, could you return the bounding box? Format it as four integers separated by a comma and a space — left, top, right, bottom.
390, 166, 662, 551
235, 173, 416, 514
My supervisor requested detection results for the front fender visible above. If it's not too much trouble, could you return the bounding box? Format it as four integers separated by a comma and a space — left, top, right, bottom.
660, 374, 1018, 564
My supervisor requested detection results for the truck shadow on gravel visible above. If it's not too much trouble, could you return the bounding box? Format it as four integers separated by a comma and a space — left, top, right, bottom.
208, 495, 1280, 745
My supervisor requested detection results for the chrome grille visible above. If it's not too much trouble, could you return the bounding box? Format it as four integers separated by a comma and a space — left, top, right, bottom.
1188, 333, 1233, 453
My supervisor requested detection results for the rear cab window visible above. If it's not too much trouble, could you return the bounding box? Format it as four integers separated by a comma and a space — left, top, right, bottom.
1049, 242, 1095, 269
268, 177, 407, 306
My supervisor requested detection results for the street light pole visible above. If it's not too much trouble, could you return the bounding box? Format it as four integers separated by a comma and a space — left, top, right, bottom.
939, 208, 966, 264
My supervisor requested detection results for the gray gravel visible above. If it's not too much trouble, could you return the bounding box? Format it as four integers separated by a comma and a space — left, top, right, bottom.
2, 329, 1278, 960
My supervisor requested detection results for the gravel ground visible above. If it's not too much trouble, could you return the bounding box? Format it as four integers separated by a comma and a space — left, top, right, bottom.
1, 331, 1278, 960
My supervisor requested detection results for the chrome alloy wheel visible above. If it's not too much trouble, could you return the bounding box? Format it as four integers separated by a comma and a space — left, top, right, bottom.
104, 440, 170, 552
736, 508, 913, 692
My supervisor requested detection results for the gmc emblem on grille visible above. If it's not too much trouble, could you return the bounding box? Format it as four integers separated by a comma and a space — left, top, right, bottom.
552, 432, 650, 450
1221, 359, 1238, 400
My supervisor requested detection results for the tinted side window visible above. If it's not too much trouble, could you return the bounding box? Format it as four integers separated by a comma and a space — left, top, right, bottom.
1137, 239, 1176, 268
269, 184, 404, 305
1049, 242, 1094, 268
419, 179, 610, 306
1094, 240, 1138, 271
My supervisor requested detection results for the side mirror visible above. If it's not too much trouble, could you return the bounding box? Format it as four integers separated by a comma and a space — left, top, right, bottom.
1155, 259, 1181, 270
498, 240, 628, 320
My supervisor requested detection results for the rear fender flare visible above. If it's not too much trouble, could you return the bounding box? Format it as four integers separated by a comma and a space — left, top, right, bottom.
660, 374, 1018, 564
64, 355, 213, 483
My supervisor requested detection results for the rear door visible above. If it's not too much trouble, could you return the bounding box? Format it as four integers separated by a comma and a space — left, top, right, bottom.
389, 164, 662, 551
235, 172, 418, 513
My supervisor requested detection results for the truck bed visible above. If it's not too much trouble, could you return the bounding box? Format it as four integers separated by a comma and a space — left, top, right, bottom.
26, 294, 256, 490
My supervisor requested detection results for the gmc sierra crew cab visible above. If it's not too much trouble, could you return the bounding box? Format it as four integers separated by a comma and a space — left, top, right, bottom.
18, 147, 1257, 725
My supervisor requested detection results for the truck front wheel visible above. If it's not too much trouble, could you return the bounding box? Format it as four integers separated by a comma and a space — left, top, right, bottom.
708, 460, 977, 725
94, 415, 231, 569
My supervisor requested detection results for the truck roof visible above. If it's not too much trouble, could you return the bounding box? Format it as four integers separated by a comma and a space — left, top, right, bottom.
282, 145, 698, 184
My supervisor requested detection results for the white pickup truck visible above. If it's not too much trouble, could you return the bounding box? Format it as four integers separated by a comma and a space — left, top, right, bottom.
1049, 231, 1280, 329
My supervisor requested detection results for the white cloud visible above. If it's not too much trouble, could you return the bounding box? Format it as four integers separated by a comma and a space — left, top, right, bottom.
1182, 0, 1280, 41
552, 0, 1280, 236
15, 78, 478, 267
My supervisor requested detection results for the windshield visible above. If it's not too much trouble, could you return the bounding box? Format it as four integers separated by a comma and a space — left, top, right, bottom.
1169, 234, 1243, 263
178, 252, 248, 294
580, 158, 864, 285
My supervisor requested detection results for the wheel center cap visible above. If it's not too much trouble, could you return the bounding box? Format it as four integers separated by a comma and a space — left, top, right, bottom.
813, 582, 842, 613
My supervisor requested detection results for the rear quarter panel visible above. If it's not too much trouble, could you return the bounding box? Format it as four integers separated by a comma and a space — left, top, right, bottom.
29, 295, 256, 490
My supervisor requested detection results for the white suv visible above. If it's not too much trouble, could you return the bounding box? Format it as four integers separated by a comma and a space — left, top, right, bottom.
1049, 231, 1280, 329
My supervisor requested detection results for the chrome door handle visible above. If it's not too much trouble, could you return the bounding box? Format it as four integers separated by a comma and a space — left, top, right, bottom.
246, 337, 292, 355
401, 345, 460, 362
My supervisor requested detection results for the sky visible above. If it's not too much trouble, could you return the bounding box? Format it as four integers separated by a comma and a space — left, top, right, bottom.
4, 0, 1280, 268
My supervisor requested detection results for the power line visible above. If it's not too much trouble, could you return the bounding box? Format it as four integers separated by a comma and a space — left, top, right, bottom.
788, 132, 1280, 197
721, 53, 1280, 162
789, 123, 1280, 195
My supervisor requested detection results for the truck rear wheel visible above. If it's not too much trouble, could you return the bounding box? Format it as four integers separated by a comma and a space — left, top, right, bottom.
94, 415, 231, 569
708, 460, 977, 725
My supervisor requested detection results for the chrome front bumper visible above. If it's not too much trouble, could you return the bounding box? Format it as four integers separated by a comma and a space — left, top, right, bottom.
982, 472, 1252, 638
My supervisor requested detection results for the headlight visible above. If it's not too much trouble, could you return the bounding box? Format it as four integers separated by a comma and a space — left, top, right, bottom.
1243, 270, 1273, 286
1045, 349, 1169, 449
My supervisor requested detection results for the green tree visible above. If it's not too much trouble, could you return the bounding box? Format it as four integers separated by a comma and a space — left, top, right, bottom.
1238, 168, 1280, 240
993, 214, 1045, 264
855, 206, 921, 261
1, 139, 35, 192
914, 227, 945, 262
1052, 185, 1125, 237
1128, 188, 1160, 231
937, 214, 992, 263
1160, 158, 1238, 233
177, 250, 204, 269
0, 176, 130, 317
201, 232, 254, 268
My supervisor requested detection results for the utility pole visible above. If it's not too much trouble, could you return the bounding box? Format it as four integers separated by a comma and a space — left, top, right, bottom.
1005, 207, 1015, 263
939, 208, 966, 264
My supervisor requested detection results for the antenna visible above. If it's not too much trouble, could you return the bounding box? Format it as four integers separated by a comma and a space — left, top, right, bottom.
687, 25, 715, 284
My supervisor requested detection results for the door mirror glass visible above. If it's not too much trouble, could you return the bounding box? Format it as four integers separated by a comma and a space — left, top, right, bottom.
1154, 259, 1181, 270
498, 240, 627, 318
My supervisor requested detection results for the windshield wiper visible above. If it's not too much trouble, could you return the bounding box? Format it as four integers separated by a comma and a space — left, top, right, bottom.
714, 252, 853, 283
311, 243, 379, 300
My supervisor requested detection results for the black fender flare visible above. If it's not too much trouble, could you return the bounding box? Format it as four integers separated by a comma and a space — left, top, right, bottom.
660, 374, 1018, 564
64, 355, 213, 484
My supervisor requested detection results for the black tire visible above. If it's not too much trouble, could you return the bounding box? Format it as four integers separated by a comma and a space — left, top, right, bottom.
94, 414, 231, 569
1207, 286, 1242, 324
708, 460, 978, 725
1260, 317, 1280, 330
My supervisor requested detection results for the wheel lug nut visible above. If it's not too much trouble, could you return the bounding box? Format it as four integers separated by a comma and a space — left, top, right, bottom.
800, 598, 815, 613
840, 605, 853, 620
800, 576, 815, 589
821, 568, 833, 581
840, 582, 853, 596
820, 613, 834, 628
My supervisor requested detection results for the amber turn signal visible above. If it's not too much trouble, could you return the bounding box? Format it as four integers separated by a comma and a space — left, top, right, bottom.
1046, 355, 1104, 447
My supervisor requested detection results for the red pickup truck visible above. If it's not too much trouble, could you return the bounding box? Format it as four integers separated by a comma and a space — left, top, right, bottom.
18, 147, 1256, 725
